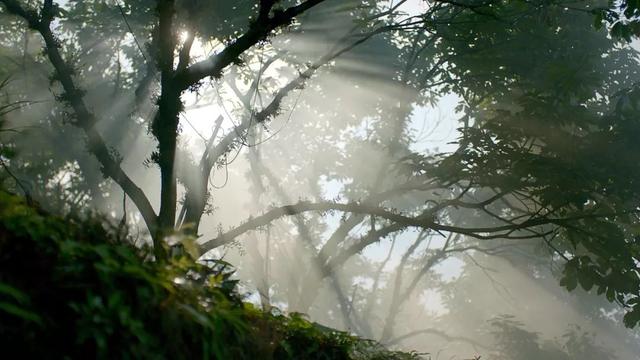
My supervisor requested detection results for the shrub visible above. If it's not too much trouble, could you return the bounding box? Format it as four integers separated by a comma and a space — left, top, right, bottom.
0, 191, 421, 359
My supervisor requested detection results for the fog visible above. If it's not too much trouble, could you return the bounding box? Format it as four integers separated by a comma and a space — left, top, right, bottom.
1, 0, 639, 358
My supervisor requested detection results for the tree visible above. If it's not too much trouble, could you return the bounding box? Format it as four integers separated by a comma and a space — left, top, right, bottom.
1, 0, 640, 354
0, 0, 459, 257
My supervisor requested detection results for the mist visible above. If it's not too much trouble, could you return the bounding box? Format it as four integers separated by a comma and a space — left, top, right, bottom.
1, 0, 640, 359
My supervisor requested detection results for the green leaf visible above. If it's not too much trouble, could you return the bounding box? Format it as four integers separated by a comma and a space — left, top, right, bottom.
0, 301, 42, 325
578, 271, 595, 291
0, 282, 29, 303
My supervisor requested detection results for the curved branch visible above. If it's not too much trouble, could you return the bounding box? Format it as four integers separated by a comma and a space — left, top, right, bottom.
198, 199, 572, 253
182, 26, 397, 228
1, 0, 159, 246
176, 0, 327, 89
386, 328, 487, 349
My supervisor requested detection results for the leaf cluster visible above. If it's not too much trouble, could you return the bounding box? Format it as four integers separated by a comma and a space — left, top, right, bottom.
423, 0, 640, 327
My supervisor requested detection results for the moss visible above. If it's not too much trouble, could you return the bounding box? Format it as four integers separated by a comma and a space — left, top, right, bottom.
0, 191, 421, 359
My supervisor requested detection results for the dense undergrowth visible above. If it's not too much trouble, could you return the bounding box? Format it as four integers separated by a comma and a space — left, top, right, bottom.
0, 190, 421, 359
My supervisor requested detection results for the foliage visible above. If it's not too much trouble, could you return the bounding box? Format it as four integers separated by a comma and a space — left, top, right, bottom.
420, 0, 640, 327
488, 315, 615, 360
594, 0, 640, 41
0, 190, 421, 359
1, 0, 640, 357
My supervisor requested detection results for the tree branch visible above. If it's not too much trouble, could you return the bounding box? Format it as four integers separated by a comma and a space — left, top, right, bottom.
386, 328, 487, 349
0, 0, 159, 250
182, 26, 392, 229
176, 28, 195, 72
175, 0, 327, 89
198, 199, 575, 253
